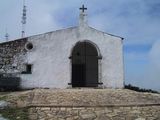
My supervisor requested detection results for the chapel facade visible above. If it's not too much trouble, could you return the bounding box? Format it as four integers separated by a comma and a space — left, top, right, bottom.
0, 6, 124, 89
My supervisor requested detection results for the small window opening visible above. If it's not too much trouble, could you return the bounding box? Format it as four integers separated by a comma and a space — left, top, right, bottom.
26, 42, 33, 50
21, 64, 32, 74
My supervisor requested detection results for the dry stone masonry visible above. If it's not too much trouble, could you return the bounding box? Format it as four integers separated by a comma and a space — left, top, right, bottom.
18, 89, 160, 120
0, 38, 27, 74
0, 38, 29, 90
29, 106, 160, 120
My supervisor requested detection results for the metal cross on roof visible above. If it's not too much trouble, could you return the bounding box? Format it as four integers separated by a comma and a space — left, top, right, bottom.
79, 4, 87, 13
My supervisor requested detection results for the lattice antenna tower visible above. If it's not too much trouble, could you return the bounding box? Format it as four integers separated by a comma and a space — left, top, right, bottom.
5, 28, 9, 41
21, 0, 27, 38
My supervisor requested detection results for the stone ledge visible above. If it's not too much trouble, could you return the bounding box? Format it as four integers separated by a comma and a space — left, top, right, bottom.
28, 103, 160, 107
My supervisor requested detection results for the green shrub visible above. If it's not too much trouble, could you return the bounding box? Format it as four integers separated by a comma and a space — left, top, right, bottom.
125, 84, 159, 93
0, 107, 29, 120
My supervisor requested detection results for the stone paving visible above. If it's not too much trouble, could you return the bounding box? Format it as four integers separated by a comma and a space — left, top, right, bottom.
30, 89, 160, 107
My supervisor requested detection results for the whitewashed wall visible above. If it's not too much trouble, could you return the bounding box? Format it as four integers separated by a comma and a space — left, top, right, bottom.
20, 25, 124, 89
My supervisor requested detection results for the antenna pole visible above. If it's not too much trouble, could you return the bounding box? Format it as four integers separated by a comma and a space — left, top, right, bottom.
21, 0, 27, 38
5, 28, 9, 41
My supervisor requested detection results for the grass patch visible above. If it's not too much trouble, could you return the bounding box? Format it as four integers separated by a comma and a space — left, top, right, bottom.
0, 96, 8, 101
0, 107, 29, 120
0, 92, 11, 95
0, 92, 11, 100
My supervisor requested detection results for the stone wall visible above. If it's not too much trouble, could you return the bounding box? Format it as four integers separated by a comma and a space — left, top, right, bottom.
27, 89, 160, 120
29, 105, 160, 120
0, 38, 27, 74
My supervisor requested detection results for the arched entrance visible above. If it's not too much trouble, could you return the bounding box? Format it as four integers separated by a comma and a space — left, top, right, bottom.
71, 41, 99, 87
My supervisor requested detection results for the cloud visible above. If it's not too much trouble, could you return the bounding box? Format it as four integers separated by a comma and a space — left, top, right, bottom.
149, 40, 160, 69
125, 41, 160, 90
0, 0, 64, 41
145, 41, 160, 90
26, 0, 62, 36
0, 0, 22, 40
89, 0, 160, 45
0, 0, 160, 44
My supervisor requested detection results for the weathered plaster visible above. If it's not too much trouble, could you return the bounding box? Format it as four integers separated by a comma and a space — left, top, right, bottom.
19, 25, 124, 89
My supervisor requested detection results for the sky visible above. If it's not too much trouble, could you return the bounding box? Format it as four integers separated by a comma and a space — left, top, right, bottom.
0, 0, 160, 91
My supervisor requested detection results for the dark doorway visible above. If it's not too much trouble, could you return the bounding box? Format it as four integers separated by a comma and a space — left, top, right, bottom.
71, 42, 98, 87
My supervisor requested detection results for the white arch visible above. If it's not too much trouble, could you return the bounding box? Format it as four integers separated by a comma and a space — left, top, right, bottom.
69, 40, 102, 58
68, 40, 103, 88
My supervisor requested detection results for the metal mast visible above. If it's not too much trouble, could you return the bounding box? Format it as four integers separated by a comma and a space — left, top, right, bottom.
21, 0, 27, 38
5, 28, 9, 41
